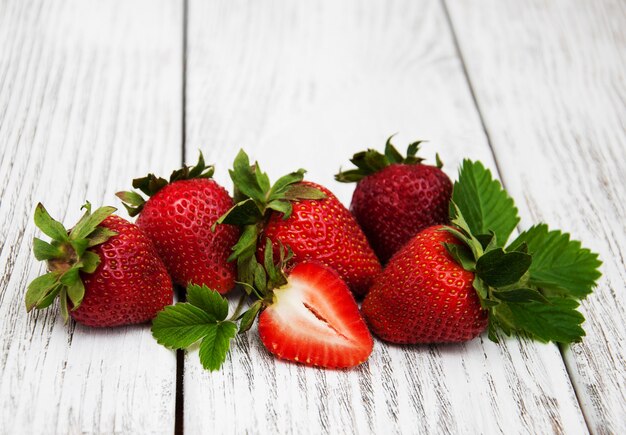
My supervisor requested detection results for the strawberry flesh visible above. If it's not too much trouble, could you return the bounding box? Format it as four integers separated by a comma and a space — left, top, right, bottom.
258, 262, 373, 368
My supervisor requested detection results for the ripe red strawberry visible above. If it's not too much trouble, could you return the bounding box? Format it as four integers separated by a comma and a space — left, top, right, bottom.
362, 225, 487, 343
259, 181, 381, 296
26, 203, 173, 327
336, 137, 452, 263
117, 154, 239, 293
258, 262, 374, 368
218, 150, 381, 297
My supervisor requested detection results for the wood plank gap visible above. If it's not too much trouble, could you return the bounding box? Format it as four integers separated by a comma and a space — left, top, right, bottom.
440, 0, 593, 432
175, 1, 190, 434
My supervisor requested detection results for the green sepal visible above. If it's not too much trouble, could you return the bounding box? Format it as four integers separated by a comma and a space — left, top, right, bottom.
59, 288, 69, 323
33, 238, 62, 261
238, 302, 262, 334
25, 272, 60, 311
27, 203, 117, 318
228, 224, 260, 262
268, 170, 307, 201
443, 242, 476, 272
475, 248, 532, 288
283, 184, 326, 201
335, 135, 429, 183
71, 203, 116, 241
215, 199, 264, 228
267, 200, 293, 219
492, 288, 549, 304
34, 204, 69, 242
118, 152, 214, 216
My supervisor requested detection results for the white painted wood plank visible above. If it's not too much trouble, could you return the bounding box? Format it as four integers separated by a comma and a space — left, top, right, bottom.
0, 1, 181, 433
446, 1, 626, 432
185, 1, 587, 433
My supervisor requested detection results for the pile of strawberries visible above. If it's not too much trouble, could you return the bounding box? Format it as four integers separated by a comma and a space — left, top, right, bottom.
26, 138, 602, 371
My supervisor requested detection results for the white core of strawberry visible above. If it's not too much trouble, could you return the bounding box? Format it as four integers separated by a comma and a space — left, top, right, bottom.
269, 278, 356, 347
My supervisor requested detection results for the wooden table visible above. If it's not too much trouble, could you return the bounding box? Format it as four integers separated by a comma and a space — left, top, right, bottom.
1, 1, 624, 433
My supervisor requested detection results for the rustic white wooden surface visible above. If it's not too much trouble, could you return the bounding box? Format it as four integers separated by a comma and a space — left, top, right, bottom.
0, 0, 181, 433
1, 0, 624, 433
184, 1, 597, 433
446, 1, 626, 433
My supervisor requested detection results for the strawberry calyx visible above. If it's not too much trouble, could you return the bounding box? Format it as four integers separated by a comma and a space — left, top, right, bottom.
214, 149, 326, 285
335, 134, 440, 183
116, 152, 215, 217
441, 160, 601, 344
26, 202, 117, 323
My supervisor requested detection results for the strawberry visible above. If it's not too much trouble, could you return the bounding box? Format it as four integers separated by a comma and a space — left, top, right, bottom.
117, 154, 239, 293
362, 160, 602, 345
258, 262, 373, 368
362, 225, 487, 343
217, 150, 381, 296
336, 136, 452, 263
151, 240, 373, 370
26, 203, 173, 327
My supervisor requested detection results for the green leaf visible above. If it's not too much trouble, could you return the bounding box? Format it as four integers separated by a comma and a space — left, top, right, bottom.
493, 288, 549, 304
334, 169, 366, 183
451, 160, 519, 247
34, 204, 69, 242
25, 272, 59, 311
239, 301, 262, 334
71, 206, 116, 241
475, 248, 532, 288
33, 238, 62, 260
283, 184, 326, 201
70, 238, 89, 257
507, 224, 601, 300
151, 303, 218, 349
216, 199, 264, 227
199, 321, 238, 371
504, 297, 586, 343
60, 267, 81, 286
186, 284, 229, 321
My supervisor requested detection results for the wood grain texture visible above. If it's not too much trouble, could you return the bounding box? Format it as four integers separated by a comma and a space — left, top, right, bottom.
0, 0, 181, 433
185, 1, 587, 433
445, 0, 626, 433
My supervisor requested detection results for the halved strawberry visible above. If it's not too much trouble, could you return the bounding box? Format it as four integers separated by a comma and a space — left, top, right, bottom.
258, 262, 373, 368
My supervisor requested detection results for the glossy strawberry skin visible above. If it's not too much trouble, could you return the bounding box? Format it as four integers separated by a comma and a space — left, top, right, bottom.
362, 225, 488, 343
260, 182, 381, 297
258, 262, 374, 368
136, 178, 239, 293
350, 163, 452, 263
73, 216, 173, 327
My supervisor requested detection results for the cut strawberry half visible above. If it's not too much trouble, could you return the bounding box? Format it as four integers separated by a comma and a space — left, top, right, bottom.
258, 262, 374, 369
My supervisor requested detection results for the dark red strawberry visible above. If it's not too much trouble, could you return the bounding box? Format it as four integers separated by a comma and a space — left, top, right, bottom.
258, 262, 373, 368
26, 203, 173, 327
336, 137, 452, 263
117, 154, 239, 293
362, 225, 487, 343
218, 150, 381, 297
